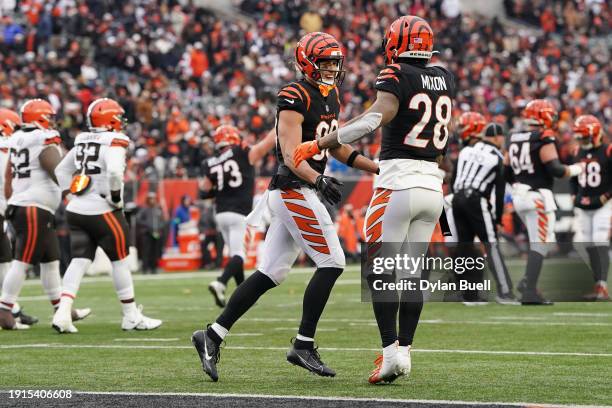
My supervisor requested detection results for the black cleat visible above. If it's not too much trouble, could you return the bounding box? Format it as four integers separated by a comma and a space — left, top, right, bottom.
13, 309, 39, 326
191, 329, 221, 382
286, 339, 336, 377
517, 280, 553, 305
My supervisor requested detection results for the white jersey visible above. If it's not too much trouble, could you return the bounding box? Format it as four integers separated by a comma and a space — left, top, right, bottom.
56, 130, 129, 215
0, 137, 10, 216
7, 127, 62, 213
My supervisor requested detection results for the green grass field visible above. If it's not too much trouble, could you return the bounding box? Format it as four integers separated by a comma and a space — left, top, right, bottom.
1, 264, 611, 406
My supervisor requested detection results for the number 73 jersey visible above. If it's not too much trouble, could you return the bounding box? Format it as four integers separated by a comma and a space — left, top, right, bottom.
60, 131, 130, 215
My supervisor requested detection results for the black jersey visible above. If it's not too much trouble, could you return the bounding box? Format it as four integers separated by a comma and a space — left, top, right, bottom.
374, 62, 456, 162
274, 79, 340, 185
507, 129, 557, 190
571, 143, 612, 210
202, 144, 255, 216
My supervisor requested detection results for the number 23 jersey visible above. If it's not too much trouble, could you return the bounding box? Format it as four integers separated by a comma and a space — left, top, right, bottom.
8, 128, 62, 213
202, 144, 255, 216
61, 131, 130, 215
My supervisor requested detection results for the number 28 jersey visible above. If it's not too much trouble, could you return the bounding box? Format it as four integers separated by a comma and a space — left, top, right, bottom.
375, 62, 456, 162
202, 144, 255, 216
63, 131, 130, 215
507, 130, 556, 190
8, 128, 62, 213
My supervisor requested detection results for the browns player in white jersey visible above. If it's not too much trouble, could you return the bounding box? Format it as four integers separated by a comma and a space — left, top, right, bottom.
0, 109, 38, 327
0, 100, 90, 330
294, 16, 456, 383
52, 98, 161, 333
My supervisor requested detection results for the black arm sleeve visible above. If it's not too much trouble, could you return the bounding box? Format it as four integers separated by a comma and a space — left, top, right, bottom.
504, 165, 515, 184
494, 161, 505, 224
199, 189, 216, 199
544, 158, 566, 178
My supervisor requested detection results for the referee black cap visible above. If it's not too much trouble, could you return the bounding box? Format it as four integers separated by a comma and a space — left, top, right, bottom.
484, 122, 504, 138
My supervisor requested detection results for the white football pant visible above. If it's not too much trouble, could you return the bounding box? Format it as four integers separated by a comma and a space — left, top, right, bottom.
215, 212, 247, 260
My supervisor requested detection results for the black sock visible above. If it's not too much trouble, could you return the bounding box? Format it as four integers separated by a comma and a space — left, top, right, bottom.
217, 255, 244, 285
296, 267, 343, 349
398, 283, 423, 347
368, 274, 399, 348
206, 326, 223, 345
599, 246, 610, 282
524, 250, 544, 291
216, 270, 276, 332
587, 246, 602, 282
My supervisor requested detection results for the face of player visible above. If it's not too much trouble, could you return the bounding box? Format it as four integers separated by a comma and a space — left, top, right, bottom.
318, 59, 341, 86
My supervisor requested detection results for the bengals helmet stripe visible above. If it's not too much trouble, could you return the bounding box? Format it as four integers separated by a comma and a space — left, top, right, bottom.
214, 125, 241, 148
458, 111, 487, 141
383, 16, 434, 64
522, 99, 557, 129
295, 32, 345, 91
573, 114, 602, 146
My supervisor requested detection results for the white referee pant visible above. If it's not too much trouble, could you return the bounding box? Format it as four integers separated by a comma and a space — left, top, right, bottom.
215, 212, 247, 260
257, 187, 345, 285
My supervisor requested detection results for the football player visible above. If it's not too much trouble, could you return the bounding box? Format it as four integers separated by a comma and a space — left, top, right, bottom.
293, 16, 456, 383
507, 99, 584, 305
192, 32, 378, 382
52, 98, 161, 333
0, 100, 90, 330
202, 125, 276, 307
570, 115, 610, 300
0, 109, 38, 327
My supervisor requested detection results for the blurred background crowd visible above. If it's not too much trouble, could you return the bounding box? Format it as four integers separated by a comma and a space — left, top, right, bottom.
0, 0, 609, 271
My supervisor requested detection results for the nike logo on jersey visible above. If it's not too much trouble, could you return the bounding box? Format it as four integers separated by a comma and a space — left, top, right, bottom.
284, 99, 295, 104
375, 80, 385, 85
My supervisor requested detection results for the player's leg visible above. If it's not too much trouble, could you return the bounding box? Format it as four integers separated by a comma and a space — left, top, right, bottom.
0, 214, 37, 326
193, 212, 300, 381
0, 206, 35, 329
475, 197, 516, 303
275, 187, 344, 376
363, 188, 411, 383
587, 203, 611, 300
515, 195, 553, 304
98, 210, 162, 330
52, 211, 97, 333
396, 188, 443, 379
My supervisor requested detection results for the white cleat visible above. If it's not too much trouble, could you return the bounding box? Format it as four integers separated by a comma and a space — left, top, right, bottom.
397, 345, 412, 377
369, 341, 404, 384
52, 303, 75, 334
72, 308, 92, 321
208, 280, 226, 308
121, 305, 162, 331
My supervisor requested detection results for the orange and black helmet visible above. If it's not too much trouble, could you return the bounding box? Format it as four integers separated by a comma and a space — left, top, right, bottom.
20, 99, 56, 129
0, 108, 21, 136
573, 114, 602, 146
383, 16, 434, 64
522, 99, 557, 129
458, 111, 486, 141
295, 32, 345, 88
213, 125, 241, 148
87, 98, 126, 131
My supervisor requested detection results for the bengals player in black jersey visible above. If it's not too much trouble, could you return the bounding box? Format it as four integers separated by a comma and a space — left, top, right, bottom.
506, 99, 584, 305
294, 16, 456, 384
569, 115, 611, 300
192, 32, 378, 382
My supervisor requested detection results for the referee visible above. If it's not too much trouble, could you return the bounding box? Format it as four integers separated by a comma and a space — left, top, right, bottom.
452, 121, 518, 304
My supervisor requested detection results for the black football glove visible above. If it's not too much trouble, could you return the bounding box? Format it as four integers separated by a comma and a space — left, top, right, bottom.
315, 175, 343, 205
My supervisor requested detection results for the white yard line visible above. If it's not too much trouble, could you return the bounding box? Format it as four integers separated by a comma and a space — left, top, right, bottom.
1, 343, 611, 357
0, 390, 605, 408
113, 338, 179, 342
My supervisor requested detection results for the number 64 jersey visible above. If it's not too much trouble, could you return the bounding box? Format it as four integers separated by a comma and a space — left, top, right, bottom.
56, 131, 130, 215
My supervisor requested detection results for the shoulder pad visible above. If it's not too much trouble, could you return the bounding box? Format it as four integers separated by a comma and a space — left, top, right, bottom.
278, 82, 311, 111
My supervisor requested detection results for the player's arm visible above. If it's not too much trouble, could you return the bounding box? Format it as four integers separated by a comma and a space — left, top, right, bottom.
278, 110, 320, 184
540, 143, 583, 178
248, 128, 276, 165
105, 146, 127, 205
494, 159, 505, 224
601, 146, 612, 205
328, 144, 379, 174
54, 148, 77, 195
40, 145, 63, 185
3, 152, 12, 199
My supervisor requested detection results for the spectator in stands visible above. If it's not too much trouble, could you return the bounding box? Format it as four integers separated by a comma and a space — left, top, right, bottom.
137, 193, 167, 275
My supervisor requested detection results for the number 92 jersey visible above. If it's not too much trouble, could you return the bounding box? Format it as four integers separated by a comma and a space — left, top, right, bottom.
375, 63, 456, 162
275, 79, 340, 183
64, 131, 130, 215
202, 144, 255, 216
8, 128, 62, 213
507, 130, 556, 190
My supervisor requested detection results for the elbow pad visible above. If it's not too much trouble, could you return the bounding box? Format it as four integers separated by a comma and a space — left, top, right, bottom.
337, 112, 382, 144
544, 159, 566, 178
